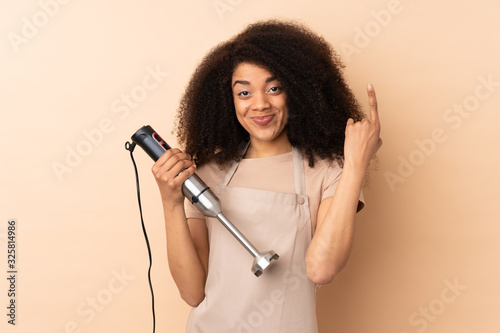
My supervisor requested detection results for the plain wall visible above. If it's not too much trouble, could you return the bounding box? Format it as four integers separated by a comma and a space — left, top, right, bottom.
1, 0, 499, 332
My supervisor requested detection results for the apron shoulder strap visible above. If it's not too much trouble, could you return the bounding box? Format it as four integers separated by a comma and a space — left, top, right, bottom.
220, 141, 250, 186
220, 143, 306, 197
292, 147, 306, 196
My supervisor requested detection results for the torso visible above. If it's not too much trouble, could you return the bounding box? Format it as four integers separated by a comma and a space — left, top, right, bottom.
185, 147, 318, 333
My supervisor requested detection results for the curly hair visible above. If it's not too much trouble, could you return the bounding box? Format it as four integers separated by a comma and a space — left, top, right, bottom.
176, 19, 365, 168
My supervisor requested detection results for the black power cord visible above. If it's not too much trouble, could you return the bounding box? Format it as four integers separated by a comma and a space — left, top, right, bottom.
125, 141, 156, 333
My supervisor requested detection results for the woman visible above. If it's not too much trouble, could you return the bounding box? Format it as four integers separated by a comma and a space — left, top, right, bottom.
152, 20, 382, 333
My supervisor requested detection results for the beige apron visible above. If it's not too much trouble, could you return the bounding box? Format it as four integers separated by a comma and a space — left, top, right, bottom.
186, 146, 318, 333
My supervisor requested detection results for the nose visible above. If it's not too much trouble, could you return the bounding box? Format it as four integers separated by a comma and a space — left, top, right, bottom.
251, 92, 271, 111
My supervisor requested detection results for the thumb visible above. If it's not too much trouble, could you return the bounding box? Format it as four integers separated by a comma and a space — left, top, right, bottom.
346, 118, 354, 127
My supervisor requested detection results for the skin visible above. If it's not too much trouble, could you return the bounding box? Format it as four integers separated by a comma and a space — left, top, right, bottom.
152, 62, 382, 306
231, 63, 291, 158
305, 82, 382, 284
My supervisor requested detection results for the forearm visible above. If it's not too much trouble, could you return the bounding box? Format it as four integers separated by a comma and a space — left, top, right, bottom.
306, 163, 365, 284
163, 202, 206, 306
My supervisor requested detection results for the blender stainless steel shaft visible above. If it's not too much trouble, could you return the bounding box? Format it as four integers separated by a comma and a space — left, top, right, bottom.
131, 125, 279, 276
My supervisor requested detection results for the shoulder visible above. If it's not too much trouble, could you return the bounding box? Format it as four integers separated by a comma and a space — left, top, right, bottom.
304, 157, 343, 185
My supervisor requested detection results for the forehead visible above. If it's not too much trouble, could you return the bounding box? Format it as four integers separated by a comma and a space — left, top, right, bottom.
231, 63, 276, 82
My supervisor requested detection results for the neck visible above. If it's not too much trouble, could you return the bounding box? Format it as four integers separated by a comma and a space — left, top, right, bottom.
244, 132, 292, 158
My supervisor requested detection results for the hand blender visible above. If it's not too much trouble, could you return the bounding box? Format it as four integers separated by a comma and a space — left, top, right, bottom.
131, 125, 279, 276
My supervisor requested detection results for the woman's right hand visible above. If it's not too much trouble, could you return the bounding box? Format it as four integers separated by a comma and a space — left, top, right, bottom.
151, 149, 196, 206
153, 149, 207, 306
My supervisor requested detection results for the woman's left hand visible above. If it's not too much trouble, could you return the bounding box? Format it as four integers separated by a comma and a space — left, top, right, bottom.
343, 83, 383, 174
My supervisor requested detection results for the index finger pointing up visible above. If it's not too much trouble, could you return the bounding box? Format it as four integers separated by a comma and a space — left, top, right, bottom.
367, 83, 380, 126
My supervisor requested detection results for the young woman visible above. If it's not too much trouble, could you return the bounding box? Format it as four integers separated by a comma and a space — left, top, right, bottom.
152, 20, 382, 333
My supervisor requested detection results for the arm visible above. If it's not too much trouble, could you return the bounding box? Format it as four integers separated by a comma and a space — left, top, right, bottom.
305, 84, 382, 285
152, 149, 209, 307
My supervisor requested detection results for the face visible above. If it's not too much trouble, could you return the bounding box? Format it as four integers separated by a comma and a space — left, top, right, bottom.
231, 63, 289, 147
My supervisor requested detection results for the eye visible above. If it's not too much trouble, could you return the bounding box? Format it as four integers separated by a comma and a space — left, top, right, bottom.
237, 91, 250, 97
268, 86, 282, 94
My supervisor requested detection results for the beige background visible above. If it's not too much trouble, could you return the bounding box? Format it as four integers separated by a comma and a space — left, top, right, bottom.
1, 0, 499, 332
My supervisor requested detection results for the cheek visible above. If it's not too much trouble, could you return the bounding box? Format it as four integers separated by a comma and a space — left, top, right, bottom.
282, 108, 289, 124
233, 101, 248, 127
275, 95, 288, 113
280, 112, 289, 130
277, 99, 289, 123
233, 100, 248, 117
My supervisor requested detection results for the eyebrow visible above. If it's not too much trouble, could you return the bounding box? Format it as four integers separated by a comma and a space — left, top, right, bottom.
232, 76, 278, 88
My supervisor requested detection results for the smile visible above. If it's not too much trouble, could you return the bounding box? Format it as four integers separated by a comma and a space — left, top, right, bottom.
251, 115, 274, 126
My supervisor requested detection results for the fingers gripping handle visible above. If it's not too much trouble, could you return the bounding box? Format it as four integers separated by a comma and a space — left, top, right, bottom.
130, 125, 279, 276
131, 125, 213, 213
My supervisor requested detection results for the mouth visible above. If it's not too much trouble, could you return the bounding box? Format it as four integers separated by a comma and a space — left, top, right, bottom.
251, 115, 274, 126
